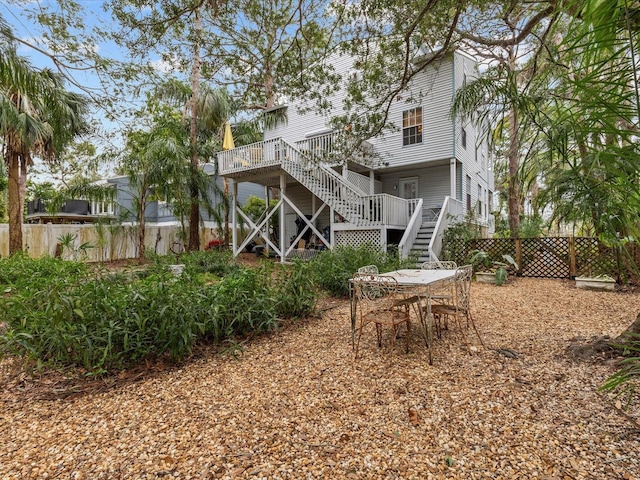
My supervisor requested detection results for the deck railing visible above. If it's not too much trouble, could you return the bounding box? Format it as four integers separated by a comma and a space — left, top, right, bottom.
345, 170, 382, 195
220, 138, 416, 229
281, 141, 416, 228
294, 132, 341, 164
218, 138, 283, 174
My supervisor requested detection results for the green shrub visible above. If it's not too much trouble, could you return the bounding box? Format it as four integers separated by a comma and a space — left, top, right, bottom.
600, 333, 640, 408
272, 261, 318, 318
0, 253, 318, 375
0, 269, 208, 373
181, 250, 240, 277
0, 254, 89, 291
309, 243, 410, 297
207, 266, 279, 340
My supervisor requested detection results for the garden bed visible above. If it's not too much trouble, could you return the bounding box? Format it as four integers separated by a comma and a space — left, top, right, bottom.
1, 278, 640, 478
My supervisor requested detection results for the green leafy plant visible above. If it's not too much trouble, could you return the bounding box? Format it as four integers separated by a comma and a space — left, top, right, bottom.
0, 253, 318, 376
469, 249, 518, 286
56, 232, 95, 261
309, 243, 411, 297
272, 261, 318, 318
441, 215, 483, 262
599, 333, 640, 409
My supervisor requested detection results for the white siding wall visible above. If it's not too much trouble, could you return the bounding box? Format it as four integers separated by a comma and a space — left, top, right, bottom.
380, 164, 450, 209
265, 53, 456, 167
263, 49, 495, 228
374, 60, 455, 167
265, 56, 354, 145
453, 51, 493, 224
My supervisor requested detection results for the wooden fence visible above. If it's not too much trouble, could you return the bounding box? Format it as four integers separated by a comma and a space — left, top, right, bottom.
443, 237, 640, 283
0, 224, 221, 262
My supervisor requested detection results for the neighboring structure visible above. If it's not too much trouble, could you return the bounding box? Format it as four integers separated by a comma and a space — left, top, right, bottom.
27, 163, 264, 231
26, 197, 117, 224
219, 49, 495, 262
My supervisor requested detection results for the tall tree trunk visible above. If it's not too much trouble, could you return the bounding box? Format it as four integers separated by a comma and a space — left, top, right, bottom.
18, 157, 27, 226
506, 48, 521, 239
507, 106, 520, 238
7, 152, 22, 254
188, 8, 202, 252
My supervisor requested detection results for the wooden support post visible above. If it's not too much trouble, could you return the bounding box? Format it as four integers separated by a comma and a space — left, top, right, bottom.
569, 237, 577, 278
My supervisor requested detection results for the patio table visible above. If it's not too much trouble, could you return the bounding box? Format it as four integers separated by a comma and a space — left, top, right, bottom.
350, 269, 457, 364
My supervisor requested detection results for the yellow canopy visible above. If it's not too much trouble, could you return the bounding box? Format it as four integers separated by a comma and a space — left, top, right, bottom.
222, 122, 235, 151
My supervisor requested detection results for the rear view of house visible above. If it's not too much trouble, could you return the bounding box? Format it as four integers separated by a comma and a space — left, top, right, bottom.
219, 49, 494, 262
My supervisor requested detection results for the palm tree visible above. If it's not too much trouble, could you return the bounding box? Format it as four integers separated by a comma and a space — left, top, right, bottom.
452, 56, 544, 238
532, 0, 640, 240
155, 81, 252, 248
0, 28, 89, 254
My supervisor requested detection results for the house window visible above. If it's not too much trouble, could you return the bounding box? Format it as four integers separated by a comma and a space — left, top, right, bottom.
461, 128, 467, 149
402, 107, 423, 146
477, 185, 483, 216
466, 175, 471, 212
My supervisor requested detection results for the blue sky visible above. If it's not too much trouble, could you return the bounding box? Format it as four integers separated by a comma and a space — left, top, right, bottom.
1, 0, 172, 179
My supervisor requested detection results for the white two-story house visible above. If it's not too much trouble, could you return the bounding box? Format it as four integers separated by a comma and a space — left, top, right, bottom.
218, 49, 494, 262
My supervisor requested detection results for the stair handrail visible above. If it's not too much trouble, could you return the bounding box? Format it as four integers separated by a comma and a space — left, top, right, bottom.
428, 196, 464, 261
398, 198, 423, 259
281, 141, 371, 225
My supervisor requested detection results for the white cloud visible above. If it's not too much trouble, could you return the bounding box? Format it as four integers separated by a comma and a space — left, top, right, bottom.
149, 56, 179, 74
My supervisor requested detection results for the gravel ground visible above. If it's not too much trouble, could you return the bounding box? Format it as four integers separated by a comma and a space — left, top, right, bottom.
1, 277, 640, 479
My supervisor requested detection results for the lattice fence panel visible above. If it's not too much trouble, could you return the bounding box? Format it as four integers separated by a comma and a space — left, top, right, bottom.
433, 236, 640, 282
574, 237, 618, 277
467, 238, 517, 270
520, 238, 570, 277
335, 230, 381, 249
441, 238, 470, 265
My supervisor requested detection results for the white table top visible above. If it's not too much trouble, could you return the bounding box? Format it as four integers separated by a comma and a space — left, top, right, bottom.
381, 269, 456, 286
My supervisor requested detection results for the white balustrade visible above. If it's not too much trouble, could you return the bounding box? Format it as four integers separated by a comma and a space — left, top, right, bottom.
220, 137, 417, 229
428, 196, 463, 261
218, 138, 283, 174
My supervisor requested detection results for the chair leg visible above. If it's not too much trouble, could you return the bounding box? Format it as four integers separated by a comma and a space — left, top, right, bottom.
405, 320, 411, 353
466, 311, 485, 348
433, 312, 443, 339
355, 325, 366, 359
389, 324, 397, 352
452, 312, 471, 351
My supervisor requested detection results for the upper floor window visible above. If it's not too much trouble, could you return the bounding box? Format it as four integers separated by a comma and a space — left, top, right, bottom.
402, 107, 423, 146
461, 128, 467, 150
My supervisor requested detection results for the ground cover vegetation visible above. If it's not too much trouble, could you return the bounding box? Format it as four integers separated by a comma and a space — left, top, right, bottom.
0, 244, 399, 376
0, 249, 318, 375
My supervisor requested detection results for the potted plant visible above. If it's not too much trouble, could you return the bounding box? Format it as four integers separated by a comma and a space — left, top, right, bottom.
469, 249, 518, 286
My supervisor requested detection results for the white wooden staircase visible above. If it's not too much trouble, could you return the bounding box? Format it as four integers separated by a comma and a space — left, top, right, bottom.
410, 223, 436, 264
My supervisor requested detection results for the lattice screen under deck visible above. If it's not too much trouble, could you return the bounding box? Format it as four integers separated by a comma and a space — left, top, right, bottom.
335, 230, 381, 248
